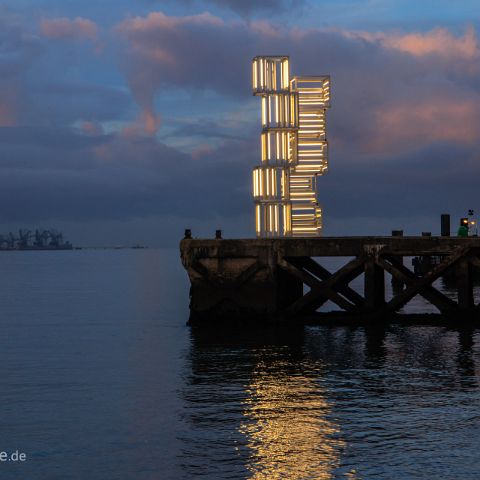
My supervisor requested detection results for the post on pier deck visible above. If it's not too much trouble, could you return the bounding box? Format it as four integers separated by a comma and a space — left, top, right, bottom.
441, 214, 451, 237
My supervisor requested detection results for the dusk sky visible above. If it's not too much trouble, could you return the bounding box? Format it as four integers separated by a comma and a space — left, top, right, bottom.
1, 0, 480, 246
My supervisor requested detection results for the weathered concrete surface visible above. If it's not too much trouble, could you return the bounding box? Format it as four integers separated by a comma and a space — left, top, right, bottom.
182, 236, 480, 258
180, 238, 302, 322
180, 237, 480, 323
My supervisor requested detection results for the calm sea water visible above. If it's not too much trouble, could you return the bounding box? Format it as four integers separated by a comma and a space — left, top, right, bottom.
1, 249, 479, 479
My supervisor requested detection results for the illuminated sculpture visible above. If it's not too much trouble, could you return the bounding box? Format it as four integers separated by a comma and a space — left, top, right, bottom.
252, 56, 330, 237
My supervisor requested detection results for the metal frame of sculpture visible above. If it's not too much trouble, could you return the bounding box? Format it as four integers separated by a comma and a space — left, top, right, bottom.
252, 56, 330, 237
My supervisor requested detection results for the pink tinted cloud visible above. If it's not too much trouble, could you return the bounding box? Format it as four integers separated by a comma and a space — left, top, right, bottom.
0, 103, 16, 126
0, 86, 19, 126
118, 11, 223, 34
114, 12, 480, 152
370, 97, 480, 153
116, 11, 225, 66
40, 17, 98, 41
142, 109, 161, 135
350, 25, 479, 59
191, 144, 214, 159
250, 20, 281, 38
117, 12, 226, 136
121, 109, 161, 138
80, 121, 104, 135
93, 144, 112, 160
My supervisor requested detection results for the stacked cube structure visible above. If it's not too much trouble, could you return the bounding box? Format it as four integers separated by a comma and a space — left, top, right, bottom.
252, 56, 330, 237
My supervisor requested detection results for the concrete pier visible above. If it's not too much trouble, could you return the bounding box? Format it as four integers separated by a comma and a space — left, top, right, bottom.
180, 236, 480, 324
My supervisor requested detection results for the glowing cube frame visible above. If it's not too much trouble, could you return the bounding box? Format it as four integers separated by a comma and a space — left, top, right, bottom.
252, 56, 330, 237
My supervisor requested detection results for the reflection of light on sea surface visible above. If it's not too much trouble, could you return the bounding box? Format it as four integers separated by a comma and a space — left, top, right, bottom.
239, 359, 346, 480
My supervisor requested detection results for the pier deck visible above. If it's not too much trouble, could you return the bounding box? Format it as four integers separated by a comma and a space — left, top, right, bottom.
180, 236, 480, 324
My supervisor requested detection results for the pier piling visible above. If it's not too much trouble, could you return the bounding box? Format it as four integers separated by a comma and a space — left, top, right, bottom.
180, 236, 480, 323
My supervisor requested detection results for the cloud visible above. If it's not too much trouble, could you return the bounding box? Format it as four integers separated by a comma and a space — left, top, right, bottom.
354, 25, 479, 60
200, 0, 302, 16
0, 11, 45, 126
318, 141, 480, 236
1, 122, 479, 243
0, 94, 17, 126
0, 125, 250, 226
31, 82, 131, 126
149, 0, 304, 17
116, 11, 228, 134
116, 11, 256, 98
80, 121, 104, 135
0, 12, 118, 129
3, 7, 480, 243
40, 17, 98, 42
370, 96, 480, 153
191, 143, 214, 159
0, 13, 43, 77
111, 12, 480, 239
122, 109, 161, 136
116, 13, 480, 155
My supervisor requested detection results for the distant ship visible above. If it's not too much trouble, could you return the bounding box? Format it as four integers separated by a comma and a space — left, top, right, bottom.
0, 229, 73, 251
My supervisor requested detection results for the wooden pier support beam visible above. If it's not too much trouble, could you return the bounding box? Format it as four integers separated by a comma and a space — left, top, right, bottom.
391, 230, 404, 292
457, 257, 473, 310
364, 257, 385, 311
180, 237, 480, 323
276, 264, 304, 311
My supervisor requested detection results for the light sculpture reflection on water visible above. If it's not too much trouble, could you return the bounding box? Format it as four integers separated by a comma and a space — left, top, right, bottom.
239, 360, 346, 479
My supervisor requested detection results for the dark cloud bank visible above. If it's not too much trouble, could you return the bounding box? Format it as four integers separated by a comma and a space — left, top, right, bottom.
1, 9, 480, 245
